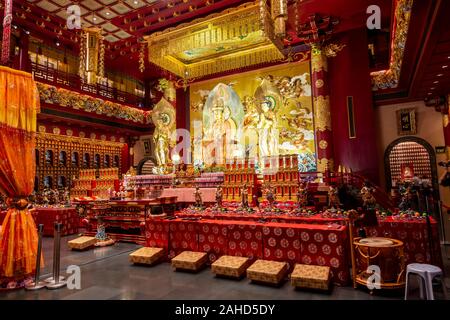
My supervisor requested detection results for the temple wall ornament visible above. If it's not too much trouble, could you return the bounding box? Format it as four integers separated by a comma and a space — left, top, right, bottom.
79, 27, 105, 85
323, 42, 346, 58
139, 41, 146, 73
36, 82, 152, 124
35, 132, 125, 192
316, 158, 334, 173
311, 45, 328, 73
319, 140, 328, 150
313, 95, 331, 131
144, 1, 285, 80
315, 79, 324, 88
371, 0, 413, 90
156, 78, 176, 103
396, 108, 416, 135
271, 0, 288, 38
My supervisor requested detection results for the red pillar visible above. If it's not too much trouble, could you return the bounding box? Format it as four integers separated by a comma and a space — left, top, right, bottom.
311, 44, 334, 172
1, 0, 13, 65
121, 143, 129, 174
442, 97, 450, 161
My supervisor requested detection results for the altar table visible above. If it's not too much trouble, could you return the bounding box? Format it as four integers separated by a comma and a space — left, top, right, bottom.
33, 207, 79, 236
145, 218, 350, 285
175, 212, 442, 267
366, 216, 442, 266
160, 188, 216, 203
176, 212, 344, 225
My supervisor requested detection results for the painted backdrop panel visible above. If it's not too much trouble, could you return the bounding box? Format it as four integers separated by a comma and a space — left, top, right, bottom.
189, 61, 316, 172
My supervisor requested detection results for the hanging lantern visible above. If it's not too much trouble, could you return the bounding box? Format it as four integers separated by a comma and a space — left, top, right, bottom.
78, 31, 87, 82
139, 41, 146, 73
79, 27, 104, 84
271, 0, 288, 38
98, 33, 105, 80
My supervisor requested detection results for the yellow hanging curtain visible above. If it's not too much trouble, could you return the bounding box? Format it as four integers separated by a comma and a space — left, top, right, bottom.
0, 66, 41, 287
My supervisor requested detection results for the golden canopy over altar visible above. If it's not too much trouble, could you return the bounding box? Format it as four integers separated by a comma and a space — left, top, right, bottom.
144, 1, 285, 80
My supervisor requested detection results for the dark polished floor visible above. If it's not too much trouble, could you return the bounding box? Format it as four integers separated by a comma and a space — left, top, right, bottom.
0, 235, 448, 300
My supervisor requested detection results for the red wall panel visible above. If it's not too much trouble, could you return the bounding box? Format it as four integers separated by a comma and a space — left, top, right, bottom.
328, 28, 380, 182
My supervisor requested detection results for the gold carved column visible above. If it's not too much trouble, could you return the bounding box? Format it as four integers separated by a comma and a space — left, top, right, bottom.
311, 44, 334, 172
443, 95, 450, 161
271, 0, 288, 37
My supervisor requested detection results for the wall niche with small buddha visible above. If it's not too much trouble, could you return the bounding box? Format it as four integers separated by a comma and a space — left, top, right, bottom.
35, 132, 124, 192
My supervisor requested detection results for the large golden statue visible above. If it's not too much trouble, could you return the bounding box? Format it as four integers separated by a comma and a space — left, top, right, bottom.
202, 84, 239, 165
257, 97, 278, 159
153, 115, 170, 168
152, 96, 176, 172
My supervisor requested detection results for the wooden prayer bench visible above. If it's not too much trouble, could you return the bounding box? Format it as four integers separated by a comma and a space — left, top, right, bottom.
129, 247, 164, 266
211, 256, 251, 279
290, 264, 331, 291
171, 251, 208, 272
68, 236, 97, 251
246, 259, 288, 286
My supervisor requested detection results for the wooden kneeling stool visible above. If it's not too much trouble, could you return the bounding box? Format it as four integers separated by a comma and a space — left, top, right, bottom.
211, 256, 251, 279
247, 259, 288, 286
172, 251, 208, 272
291, 264, 331, 291
68, 236, 97, 251
129, 247, 164, 266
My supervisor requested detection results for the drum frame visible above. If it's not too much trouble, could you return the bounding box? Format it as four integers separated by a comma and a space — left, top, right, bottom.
347, 213, 405, 292
352, 237, 406, 291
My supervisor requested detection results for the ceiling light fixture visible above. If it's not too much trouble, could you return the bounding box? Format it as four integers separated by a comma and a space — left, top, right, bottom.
442, 65, 448, 69
433, 80, 439, 84
437, 73, 444, 77
430, 87, 435, 90
106, 12, 110, 15
427, 92, 432, 95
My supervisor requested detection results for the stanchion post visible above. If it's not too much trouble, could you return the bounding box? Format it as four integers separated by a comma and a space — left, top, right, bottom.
46, 222, 67, 289
25, 224, 46, 290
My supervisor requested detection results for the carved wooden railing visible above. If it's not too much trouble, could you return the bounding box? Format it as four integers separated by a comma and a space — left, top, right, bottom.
31, 62, 147, 109
300, 171, 396, 210
345, 172, 396, 210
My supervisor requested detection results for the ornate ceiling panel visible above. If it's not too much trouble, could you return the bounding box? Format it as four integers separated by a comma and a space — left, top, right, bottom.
5, 0, 397, 80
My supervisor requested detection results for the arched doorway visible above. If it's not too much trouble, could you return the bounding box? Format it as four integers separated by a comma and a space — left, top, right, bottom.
137, 157, 157, 175
384, 136, 439, 202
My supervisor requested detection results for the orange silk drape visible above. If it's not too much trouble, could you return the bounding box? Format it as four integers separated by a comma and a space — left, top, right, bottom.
0, 66, 41, 280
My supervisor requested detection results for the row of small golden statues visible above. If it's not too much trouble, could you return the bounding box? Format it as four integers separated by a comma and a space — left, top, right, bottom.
192, 179, 377, 212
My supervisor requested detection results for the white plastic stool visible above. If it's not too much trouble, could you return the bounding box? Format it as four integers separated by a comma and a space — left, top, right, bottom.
404, 263, 448, 300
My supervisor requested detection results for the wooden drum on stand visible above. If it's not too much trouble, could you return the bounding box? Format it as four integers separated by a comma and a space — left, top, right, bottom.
353, 237, 405, 291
